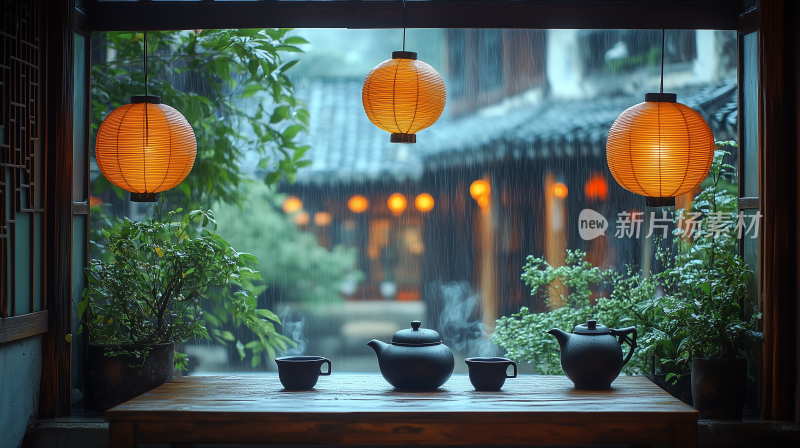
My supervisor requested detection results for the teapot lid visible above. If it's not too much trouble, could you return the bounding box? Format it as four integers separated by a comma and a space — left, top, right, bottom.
573, 319, 611, 335
391, 321, 442, 346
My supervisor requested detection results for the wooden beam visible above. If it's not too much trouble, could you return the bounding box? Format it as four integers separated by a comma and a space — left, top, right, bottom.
0, 311, 49, 344
85, 0, 740, 32
738, 5, 758, 34
75, 6, 89, 37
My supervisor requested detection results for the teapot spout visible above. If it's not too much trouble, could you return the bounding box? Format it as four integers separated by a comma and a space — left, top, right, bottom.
367, 339, 388, 356
547, 328, 571, 349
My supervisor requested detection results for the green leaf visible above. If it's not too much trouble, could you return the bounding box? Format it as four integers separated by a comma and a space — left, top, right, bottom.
237, 252, 260, 264
270, 106, 290, 124
274, 45, 304, 53
283, 36, 309, 45
219, 330, 236, 342
215, 57, 231, 80
242, 84, 262, 98
265, 171, 282, 185
292, 145, 311, 162
279, 60, 300, 73
236, 340, 246, 360
257, 309, 281, 323
281, 124, 304, 141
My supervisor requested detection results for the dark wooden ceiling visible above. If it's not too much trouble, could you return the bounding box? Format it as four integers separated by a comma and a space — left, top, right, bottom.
84, 1, 744, 32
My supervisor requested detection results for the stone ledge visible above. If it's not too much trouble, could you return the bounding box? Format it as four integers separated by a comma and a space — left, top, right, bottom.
698, 418, 800, 448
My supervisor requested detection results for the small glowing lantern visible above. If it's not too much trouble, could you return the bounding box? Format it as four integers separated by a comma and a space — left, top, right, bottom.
95, 96, 196, 202
387, 193, 407, 215
348, 195, 369, 213
282, 196, 303, 214
607, 95, 714, 206
415, 193, 435, 212
470, 179, 491, 208
294, 211, 309, 226
584, 175, 608, 200
362, 52, 446, 143
314, 212, 332, 227
552, 183, 568, 199
470, 180, 491, 200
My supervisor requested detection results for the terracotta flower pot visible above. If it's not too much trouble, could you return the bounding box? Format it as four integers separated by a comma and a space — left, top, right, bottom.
691, 357, 746, 419
85, 342, 174, 410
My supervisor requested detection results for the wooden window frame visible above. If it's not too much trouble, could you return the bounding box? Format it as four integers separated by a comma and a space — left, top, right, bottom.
41, 0, 794, 422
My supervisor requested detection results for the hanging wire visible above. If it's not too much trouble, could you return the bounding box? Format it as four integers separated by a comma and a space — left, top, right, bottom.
401, 0, 406, 51
660, 29, 665, 94
144, 30, 148, 97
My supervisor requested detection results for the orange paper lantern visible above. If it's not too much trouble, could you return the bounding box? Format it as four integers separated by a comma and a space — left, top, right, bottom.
362, 51, 446, 143
348, 195, 369, 213
387, 193, 407, 215
607, 93, 714, 206
415, 193, 435, 212
95, 96, 196, 202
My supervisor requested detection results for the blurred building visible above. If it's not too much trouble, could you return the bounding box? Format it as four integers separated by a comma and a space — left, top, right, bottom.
274, 29, 739, 366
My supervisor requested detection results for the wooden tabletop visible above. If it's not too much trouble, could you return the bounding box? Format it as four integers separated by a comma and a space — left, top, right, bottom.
106, 374, 698, 447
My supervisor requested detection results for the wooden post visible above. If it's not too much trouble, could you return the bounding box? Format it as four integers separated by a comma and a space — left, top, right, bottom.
38, 0, 75, 419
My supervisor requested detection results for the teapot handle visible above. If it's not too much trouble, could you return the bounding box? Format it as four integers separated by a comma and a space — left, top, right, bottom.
610, 326, 638, 367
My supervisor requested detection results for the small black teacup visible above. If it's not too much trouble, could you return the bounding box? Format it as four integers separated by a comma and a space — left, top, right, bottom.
275, 356, 332, 390
465, 357, 517, 391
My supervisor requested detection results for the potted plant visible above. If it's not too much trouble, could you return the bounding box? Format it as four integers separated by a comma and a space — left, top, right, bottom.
646, 144, 761, 418
78, 207, 292, 409
655, 252, 759, 419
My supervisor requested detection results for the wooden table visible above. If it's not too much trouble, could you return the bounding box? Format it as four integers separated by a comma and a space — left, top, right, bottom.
105, 374, 698, 448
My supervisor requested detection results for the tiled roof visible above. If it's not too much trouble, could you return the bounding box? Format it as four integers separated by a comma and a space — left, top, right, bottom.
293, 79, 738, 184
295, 80, 426, 185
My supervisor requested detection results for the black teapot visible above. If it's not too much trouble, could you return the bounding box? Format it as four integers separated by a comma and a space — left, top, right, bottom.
367, 320, 454, 391
548, 319, 637, 389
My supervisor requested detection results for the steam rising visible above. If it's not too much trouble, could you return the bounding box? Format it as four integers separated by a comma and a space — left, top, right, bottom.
433, 280, 500, 358
279, 312, 307, 356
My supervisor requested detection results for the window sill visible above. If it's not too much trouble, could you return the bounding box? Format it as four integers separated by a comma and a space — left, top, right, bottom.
25, 393, 800, 448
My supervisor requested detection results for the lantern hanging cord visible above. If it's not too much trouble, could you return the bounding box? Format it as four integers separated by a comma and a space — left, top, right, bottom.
402, 0, 406, 51
660, 29, 665, 94
144, 30, 148, 97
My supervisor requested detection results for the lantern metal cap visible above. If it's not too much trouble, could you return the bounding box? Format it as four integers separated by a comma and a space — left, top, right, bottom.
644, 93, 677, 103
131, 192, 159, 202
392, 51, 417, 60
131, 95, 162, 104
391, 133, 416, 144
646, 197, 676, 207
